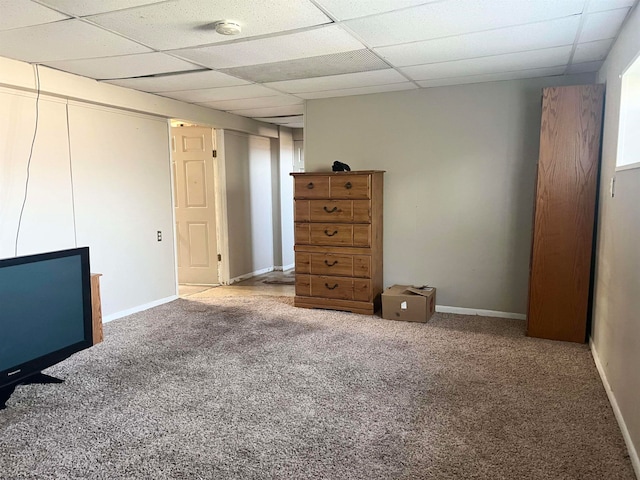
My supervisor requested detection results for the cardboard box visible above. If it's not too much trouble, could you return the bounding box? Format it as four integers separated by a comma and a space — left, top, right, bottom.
381, 285, 436, 323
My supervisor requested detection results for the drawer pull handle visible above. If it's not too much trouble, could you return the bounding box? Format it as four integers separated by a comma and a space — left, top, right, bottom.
325, 283, 339, 290
307, 182, 314, 189
345, 182, 352, 189
324, 229, 338, 236
324, 260, 338, 267
323, 206, 339, 213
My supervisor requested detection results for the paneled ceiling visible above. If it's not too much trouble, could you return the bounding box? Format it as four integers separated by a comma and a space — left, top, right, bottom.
0, 0, 637, 129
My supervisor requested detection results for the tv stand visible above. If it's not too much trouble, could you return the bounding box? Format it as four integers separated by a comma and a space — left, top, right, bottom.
0, 373, 64, 410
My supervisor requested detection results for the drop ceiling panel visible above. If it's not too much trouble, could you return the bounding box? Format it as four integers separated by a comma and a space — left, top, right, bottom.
198, 95, 302, 111
0, 19, 151, 63
314, 0, 437, 20
579, 8, 631, 43
565, 61, 604, 74
0, 1, 69, 31
297, 82, 417, 99
415, 66, 566, 88
37, 0, 167, 16
159, 84, 278, 103
88, 0, 331, 50
402, 46, 572, 81
104, 70, 250, 92
343, 0, 586, 47
220, 49, 388, 83
587, 0, 636, 12
171, 25, 365, 69
44, 52, 201, 80
572, 39, 614, 64
231, 105, 304, 117
266, 69, 408, 94
376, 16, 580, 67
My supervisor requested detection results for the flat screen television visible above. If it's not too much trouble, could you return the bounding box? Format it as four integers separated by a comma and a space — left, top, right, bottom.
0, 247, 93, 408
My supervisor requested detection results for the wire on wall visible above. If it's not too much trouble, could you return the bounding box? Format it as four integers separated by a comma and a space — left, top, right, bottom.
66, 102, 78, 248
14, 64, 41, 257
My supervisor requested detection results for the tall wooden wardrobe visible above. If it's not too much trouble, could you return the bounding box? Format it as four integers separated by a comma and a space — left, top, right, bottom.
527, 84, 605, 343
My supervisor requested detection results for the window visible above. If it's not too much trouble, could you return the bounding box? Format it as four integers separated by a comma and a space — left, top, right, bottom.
617, 55, 640, 171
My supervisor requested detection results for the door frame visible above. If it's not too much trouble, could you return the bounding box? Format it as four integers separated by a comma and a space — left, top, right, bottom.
168, 121, 231, 288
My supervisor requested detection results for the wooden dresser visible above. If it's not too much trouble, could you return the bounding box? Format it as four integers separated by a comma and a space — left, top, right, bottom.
291, 170, 384, 315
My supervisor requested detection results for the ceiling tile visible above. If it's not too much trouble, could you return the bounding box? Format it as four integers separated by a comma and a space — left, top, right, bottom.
230, 105, 305, 117
0, 19, 151, 63
579, 8, 631, 43
104, 70, 250, 92
220, 49, 388, 83
265, 69, 408, 94
572, 39, 614, 64
0, 1, 69, 31
375, 16, 580, 67
171, 25, 365, 69
43, 52, 201, 80
88, 0, 331, 50
159, 84, 279, 103
36, 0, 166, 16
198, 95, 303, 111
297, 82, 417, 99
401, 46, 572, 81
587, 0, 636, 12
313, 0, 437, 20
343, 0, 585, 47
415, 66, 566, 88
565, 61, 604, 74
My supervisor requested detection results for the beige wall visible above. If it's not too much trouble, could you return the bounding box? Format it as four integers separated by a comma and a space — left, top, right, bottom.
223, 130, 275, 281
305, 73, 594, 315
593, 4, 640, 475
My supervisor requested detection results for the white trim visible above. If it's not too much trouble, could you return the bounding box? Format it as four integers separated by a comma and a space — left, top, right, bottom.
590, 341, 640, 479
616, 162, 640, 172
102, 295, 178, 323
274, 263, 295, 271
229, 266, 274, 284
215, 129, 230, 285
435, 305, 526, 320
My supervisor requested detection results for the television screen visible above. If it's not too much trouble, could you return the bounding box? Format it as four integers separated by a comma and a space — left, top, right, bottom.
0, 247, 92, 393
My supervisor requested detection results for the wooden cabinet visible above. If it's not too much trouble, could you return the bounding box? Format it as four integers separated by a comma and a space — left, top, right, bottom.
291, 171, 384, 315
527, 85, 605, 343
90, 273, 103, 344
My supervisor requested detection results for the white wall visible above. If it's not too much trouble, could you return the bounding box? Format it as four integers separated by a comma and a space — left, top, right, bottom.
305, 73, 594, 315
223, 130, 274, 281
593, 4, 640, 476
0, 89, 175, 318
278, 127, 295, 270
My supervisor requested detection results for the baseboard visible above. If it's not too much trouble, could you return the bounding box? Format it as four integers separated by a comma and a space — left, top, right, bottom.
590, 340, 640, 479
229, 266, 274, 284
273, 263, 295, 272
435, 305, 526, 320
102, 295, 178, 323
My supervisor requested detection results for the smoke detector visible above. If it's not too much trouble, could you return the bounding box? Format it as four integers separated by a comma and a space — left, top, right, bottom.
213, 21, 241, 35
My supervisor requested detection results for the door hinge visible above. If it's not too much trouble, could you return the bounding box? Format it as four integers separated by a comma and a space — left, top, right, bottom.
217, 253, 222, 261
212, 150, 217, 158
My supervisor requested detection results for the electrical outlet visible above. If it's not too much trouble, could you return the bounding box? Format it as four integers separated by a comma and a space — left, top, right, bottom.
157, 231, 162, 242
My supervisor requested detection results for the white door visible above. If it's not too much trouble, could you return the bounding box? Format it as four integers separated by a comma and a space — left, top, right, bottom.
172, 126, 219, 285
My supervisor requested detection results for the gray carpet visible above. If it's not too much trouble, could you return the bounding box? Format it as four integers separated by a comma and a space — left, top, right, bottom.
0, 296, 635, 480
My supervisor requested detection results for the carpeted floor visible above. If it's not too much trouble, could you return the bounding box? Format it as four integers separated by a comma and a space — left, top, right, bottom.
0, 296, 635, 480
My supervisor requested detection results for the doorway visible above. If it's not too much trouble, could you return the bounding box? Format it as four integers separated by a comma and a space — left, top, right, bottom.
171, 124, 220, 286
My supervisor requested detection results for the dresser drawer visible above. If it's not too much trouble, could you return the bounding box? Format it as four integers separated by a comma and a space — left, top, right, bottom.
295, 200, 370, 223
329, 174, 370, 199
296, 253, 371, 278
295, 223, 371, 247
294, 175, 329, 199
298, 275, 371, 301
